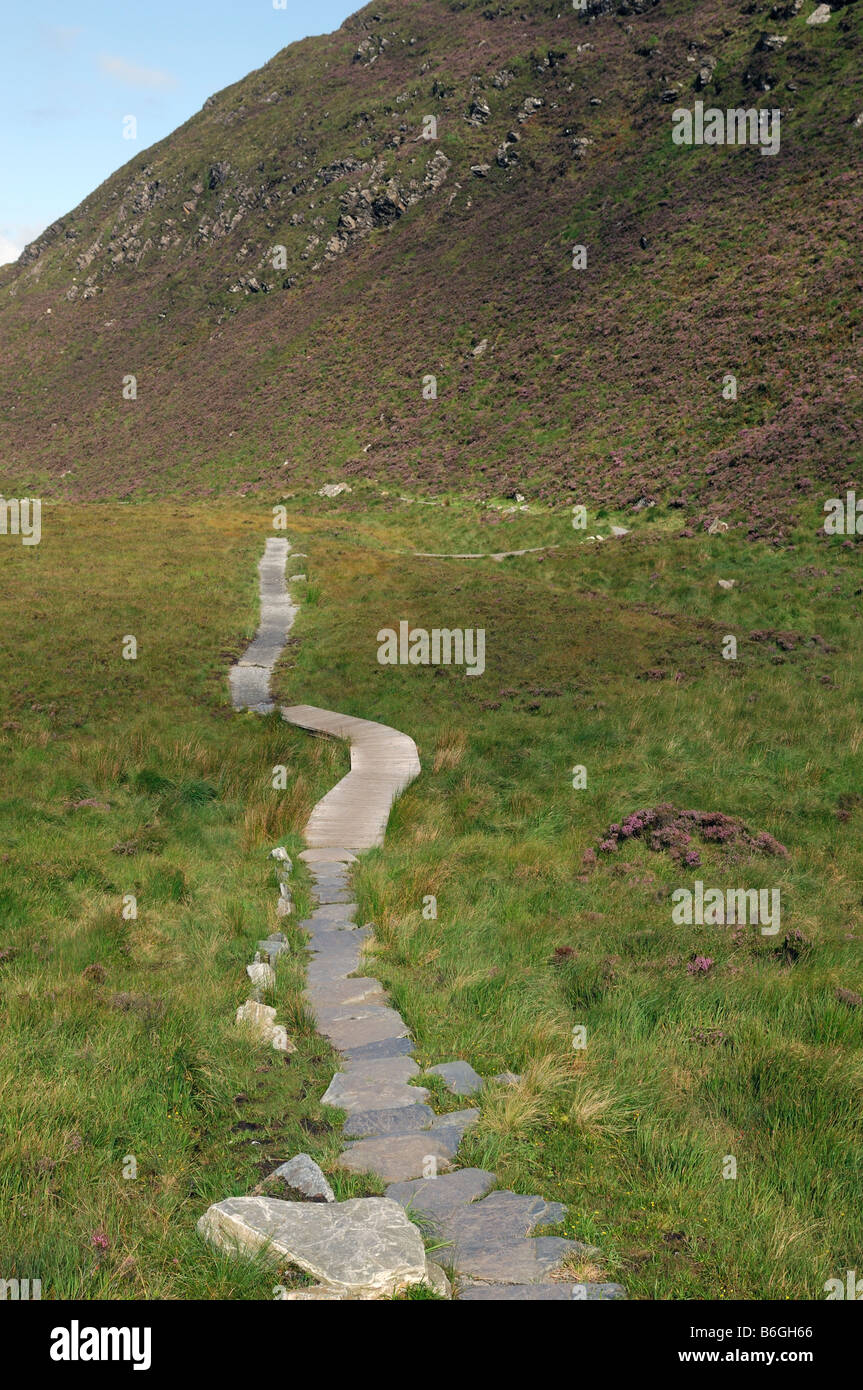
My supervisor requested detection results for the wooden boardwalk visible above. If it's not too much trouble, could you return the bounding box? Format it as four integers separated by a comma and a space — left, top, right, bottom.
280, 704, 421, 850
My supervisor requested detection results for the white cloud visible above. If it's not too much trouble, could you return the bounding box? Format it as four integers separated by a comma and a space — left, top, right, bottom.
0, 234, 23, 266
98, 54, 177, 91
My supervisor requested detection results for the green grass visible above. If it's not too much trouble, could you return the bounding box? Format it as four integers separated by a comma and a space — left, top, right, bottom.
0, 496, 861, 1299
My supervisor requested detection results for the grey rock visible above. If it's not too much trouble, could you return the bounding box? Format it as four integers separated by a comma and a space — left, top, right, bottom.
339, 1134, 454, 1183
305, 977, 387, 1009
266, 1154, 335, 1203
443, 1191, 567, 1248
341, 1035, 416, 1064
458, 1282, 626, 1300
340, 1055, 420, 1084
343, 1104, 436, 1139
444, 1235, 585, 1283
257, 934, 288, 962
321, 1067, 429, 1113
426, 1108, 480, 1154
198, 1196, 427, 1295
427, 1060, 484, 1096
386, 1169, 497, 1223
313, 886, 354, 904
492, 1071, 521, 1087
422, 1261, 452, 1299
316, 1004, 410, 1051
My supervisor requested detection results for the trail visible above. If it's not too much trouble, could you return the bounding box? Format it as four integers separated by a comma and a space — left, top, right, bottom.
223, 538, 624, 1299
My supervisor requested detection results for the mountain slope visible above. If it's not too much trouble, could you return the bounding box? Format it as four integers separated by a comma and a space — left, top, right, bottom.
0, 0, 861, 529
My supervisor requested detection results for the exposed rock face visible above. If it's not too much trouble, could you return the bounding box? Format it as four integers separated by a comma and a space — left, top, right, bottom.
197, 1196, 428, 1296
324, 151, 450, 261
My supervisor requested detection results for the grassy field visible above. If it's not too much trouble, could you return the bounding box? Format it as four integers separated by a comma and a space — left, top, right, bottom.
1, 493, 861, 1298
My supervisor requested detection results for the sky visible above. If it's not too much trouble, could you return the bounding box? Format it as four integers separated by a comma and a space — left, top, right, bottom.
0, 0, 358, 265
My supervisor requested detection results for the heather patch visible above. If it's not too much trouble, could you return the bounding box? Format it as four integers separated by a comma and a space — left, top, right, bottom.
594, 803, 788, 866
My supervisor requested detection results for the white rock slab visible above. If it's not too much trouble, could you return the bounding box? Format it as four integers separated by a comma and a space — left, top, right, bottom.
198, 1196, 427, 1295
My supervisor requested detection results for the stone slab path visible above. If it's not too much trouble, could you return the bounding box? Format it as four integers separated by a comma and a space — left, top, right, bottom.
229, 537, 297, 713
222, 537, 624, 1300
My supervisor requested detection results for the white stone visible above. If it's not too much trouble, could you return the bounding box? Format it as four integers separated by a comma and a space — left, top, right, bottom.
807, 4, 831, 23
246, 961, 276, 990
271, 1025, 297, 1054
236, 999, 276, 1033
317, 483, 352, 498
198, 1196, 428, 1295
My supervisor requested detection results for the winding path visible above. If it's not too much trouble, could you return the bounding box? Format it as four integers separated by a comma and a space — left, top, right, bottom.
224, 538, 624, 1300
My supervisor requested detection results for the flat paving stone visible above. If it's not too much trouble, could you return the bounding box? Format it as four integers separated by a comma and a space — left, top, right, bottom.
443, 1235, 585, 1284
307, 960, 360, 987
339, 1135, 454, 1183
343, 1104, 436, 1139
442, 1191, 567, 1246
339, 1056, 420, 1085
304, 902, 360, 921
386, 1169, 497, 1222
320, 1013, 411, 1051
427, 1060, 484, 1096
426, 1109, 480, 1147
457, 1282, 626, 1301
305, 941, 368, 972
310, 882, 354, 903
300, 848, 358, 864
321, 1074, 430, 1113
341, 1035, 415, 1064
306, 978, 387, 1009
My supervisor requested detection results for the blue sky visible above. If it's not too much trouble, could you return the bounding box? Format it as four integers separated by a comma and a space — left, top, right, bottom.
0, 0, 357, 265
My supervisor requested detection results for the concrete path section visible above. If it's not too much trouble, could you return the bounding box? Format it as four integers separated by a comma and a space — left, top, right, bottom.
280, 704, 421, 850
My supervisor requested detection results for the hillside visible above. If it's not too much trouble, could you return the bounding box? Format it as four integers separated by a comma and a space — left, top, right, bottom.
0, 0, 861, 528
